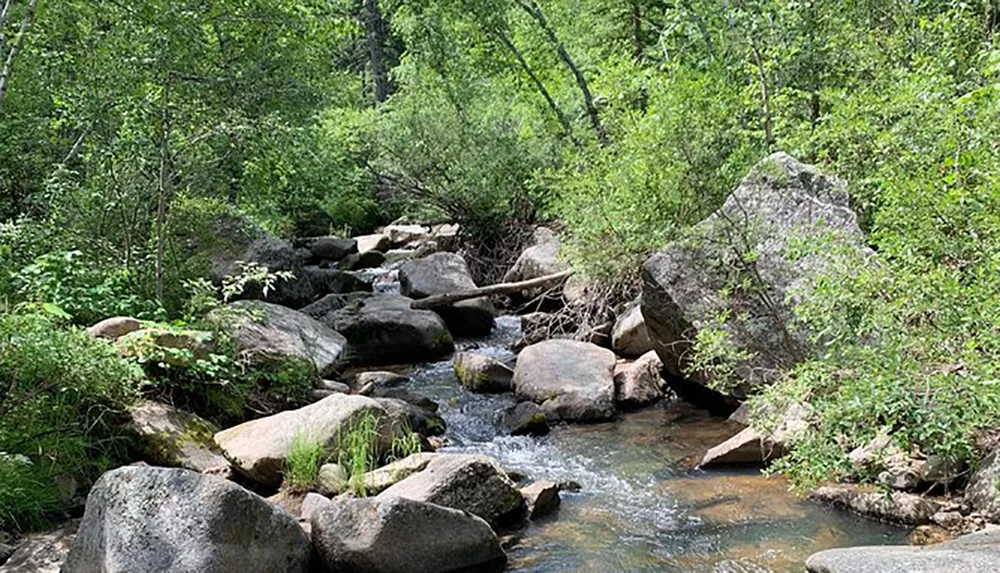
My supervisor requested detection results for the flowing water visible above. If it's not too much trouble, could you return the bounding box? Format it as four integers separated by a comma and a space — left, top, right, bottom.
396, 316, 908, 573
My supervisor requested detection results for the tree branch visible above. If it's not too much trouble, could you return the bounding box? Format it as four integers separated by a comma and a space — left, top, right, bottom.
0, 0, 38, 114
411, 270, 574, 309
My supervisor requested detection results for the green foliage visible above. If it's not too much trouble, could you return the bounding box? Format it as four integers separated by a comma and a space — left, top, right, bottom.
284, 433, 325, 491
0, 312, 143, 531
337, 413, 381, 497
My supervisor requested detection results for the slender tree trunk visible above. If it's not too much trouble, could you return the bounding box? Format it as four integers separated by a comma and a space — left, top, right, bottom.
515, 0, 609, 145
364, 0, 389, 105
155, 89, 172, 303
751, 44, 773, 149
0, 0, 39, 114
630, 0, 643, 61
492, 29, 580, 146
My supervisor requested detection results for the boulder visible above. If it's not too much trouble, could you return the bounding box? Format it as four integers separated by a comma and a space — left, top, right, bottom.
699, 403, 809, 467
399, 253, 495, 337
307, 237, 357, 262
503, 228, 568, 298
521, 481, 560, 519
214, 393, 390, 487
613, 351, 665, 408
212, 300, 347, 377
87, 316, 142, 340
317, 379, 350, 393
385, 224, 431, 248
0, 521, 77, 573
808, 485, 941, 525
357, 453, 437, 496
117, 328, 216, 367
304, 294, 454, 366
849, 432, 964, 491
512, 340, 616, 422
212, 234, 316, 309
316, 463, 348, 497
356, 371, 409, 389
355, 233, 391, 254
311, 496, 505, 573
340, 250, 387, 271
303, 266, 372, 296
454, 352, 513, 393
502, 402, 550, 436
367, 387, 439, 413
126, 400, 229, 474
806, 527, 1000, 573
965, 448, 1000, 521
611, 302, 653, 358
377, 454, 524, 526
62, 467, 311, 573
375, 397, 446, 437
641, 153, 869, 401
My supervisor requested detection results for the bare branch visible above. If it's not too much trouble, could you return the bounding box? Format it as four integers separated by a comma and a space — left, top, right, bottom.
0, 0, 38, 114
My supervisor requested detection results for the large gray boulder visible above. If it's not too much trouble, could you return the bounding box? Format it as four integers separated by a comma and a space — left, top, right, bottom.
399, 253, 495, 337
512, 339, 616, 422
641, 153, 869, 401
306, 236, 357, 262
355, 233, 391, 254
0, 522, 76, 573
86, 316, 142, 340
301, 267, 372, 296
613, 351, 665, 409
214, 393, 389, 487
806, 527, 1000, 573
127, 400, 230, 474
965, 447, 1000, 521
503, 228, 567, 286
376, 454, 524, 526
62, 467, 311, 573
303, 294, 454, 366
454, 352, 513, 393
311, 496, 505, 573
212, 234, 317, 309
212, 300, 347, 377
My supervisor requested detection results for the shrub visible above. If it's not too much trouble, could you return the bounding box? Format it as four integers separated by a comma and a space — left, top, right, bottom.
0, 311, 143, 531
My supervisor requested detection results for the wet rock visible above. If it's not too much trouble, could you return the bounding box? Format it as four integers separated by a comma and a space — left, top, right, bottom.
214, 393, 390, 487
305, 294, 454, 366
503, 228, 568, 298
521, 481, 560, 519
355, 233, 391, 254
0, 521, 77, 573
212, 300, 347, 377
117, 328, 216, 367
316, 463, 348, 496
808, 485, 941, 525
557, 481, 583, 493
513, 339, 616, 422
611, 302, 653, 358
126, 400, 230, 474
87, 316, 142, 340
613, 351, 665, 408
311, 496, 506, 573
806, 526, 1000, 573
399, 252, 495, 337
699, 403, 810, 467
358, 453, 437, 496
377, 453, 524, 526
454, 352, 513, 393
503, 402, 550, 436
366, 387, 439, 413
307, 236, 357, 262
62, 467, 311, 573
642, 153, 869, 402
375, 397, 446, 437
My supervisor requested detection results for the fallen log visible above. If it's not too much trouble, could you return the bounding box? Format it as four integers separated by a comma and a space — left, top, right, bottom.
410, 269, 574, 309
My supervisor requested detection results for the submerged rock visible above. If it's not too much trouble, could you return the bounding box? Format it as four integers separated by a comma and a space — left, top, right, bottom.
806, 526, 1000, 573
311, 496, 505, 573
304, 294, 454, 366
642, 153, 869, 402
214, 393, 390, 487
376, 453, 524, 526
126, 400, 229, 474
399, 252, 495, 337
513, 339, 616, 422
454, 352, 514, 393
62, 467, 311, 573
212, 300, 347, 377
0, 521, 77, 573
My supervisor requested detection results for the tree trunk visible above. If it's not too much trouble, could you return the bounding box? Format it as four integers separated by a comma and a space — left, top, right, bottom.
751, 44, 773, 149
492, 29, 579, 146
0, 0, 39, 114
410, 270, 574, 309
155, 91, 172, 303
630, 0, 643, 61
364, 0, 389, 105
516, 0, 609, 145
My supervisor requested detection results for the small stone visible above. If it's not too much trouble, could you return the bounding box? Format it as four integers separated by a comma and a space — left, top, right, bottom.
317, 463, 348, 497
521, 481, 560, 519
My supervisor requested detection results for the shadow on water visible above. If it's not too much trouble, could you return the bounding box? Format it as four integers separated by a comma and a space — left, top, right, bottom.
400, 316, 908, 572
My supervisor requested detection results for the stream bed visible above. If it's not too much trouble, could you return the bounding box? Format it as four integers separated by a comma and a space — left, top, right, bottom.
398, 316, 908, 573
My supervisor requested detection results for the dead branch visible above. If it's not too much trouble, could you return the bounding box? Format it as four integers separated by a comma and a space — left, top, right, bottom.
410, 270, 574, 309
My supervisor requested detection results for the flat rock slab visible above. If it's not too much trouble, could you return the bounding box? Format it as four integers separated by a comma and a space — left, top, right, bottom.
806, 527, 1000, 573
127, 400, 229, 474
809, 484, 940, 525
513, 339, 616, 422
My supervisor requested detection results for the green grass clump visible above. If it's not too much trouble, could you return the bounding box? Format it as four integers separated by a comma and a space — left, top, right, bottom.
284, 433, 325, 491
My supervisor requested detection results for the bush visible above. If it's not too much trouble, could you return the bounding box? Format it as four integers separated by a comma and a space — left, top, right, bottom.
0, 311, 143, 531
